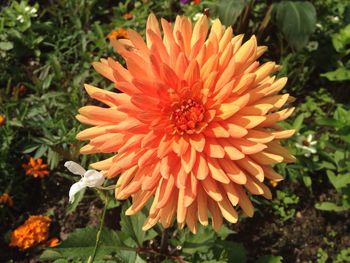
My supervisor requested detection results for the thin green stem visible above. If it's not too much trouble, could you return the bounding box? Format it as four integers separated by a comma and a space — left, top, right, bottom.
87, 194, 109, 263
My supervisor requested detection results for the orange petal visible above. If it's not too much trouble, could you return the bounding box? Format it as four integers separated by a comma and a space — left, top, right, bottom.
207, 157, 230, 184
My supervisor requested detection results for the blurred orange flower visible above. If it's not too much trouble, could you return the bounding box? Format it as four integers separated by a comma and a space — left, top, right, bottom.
77, 14, 295, 233
0, 115, 5, 126
46, 237, 60, 247
0, 193, 13, 207
107, 28, 128, 41
22, 157, 49, 178
10, 215, 51, 250
123, 12, 134, 20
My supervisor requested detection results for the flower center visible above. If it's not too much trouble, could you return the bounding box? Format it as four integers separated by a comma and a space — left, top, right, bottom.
171, 99, 205, 134
302, 139, 310, 146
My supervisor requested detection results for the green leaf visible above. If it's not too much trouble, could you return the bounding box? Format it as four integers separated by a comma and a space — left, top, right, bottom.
182, 226, 217, 254
335, 247, 350, 263
0, 41, 14, 51
302, 175, 312, 188
40, 227, 133, 261
52, 259, 70, 263
274, 1, 316, 51
257, 255, 283, 263
34, 144, 48, 159
215, 240, 246, 263
292, 113, 304, 132
209, 0, 249, 27
332, 24, 350, 53
327, 171, 350, 190
120, 202, 157, 246
22, 144, 40, 154
315, 202, 349, 212
321, 67, 350, 81
216, 224, 235, 240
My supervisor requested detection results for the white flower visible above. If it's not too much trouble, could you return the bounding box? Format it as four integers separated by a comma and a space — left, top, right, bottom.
16, 15, 24, 23
306, 41, 319, 52
65, 161, 105, 203
30, 7, 37, 14
295, 134, 317, 157
316, 23, 323, 29
330, 16, 339, 23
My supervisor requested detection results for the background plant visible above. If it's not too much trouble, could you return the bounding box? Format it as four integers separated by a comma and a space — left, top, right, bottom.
1, 0, 350, 262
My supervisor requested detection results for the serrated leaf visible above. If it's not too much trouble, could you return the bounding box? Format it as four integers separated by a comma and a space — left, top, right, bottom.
40, 227, 133, 261
120, 202, 157, 246
274, 1, 316, 51
332, 24, 350, 53
181, 226, 217, 254
327, 171, 350, 190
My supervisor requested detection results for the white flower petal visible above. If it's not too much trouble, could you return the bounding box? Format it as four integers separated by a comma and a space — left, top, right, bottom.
310, 141, 317, 146
69, 181, 86, 203
295, 143, 303, 149
64, 161, 86, 176
308, 147, 317, 154
307, 134, 313, 142
82, 170, 105, 188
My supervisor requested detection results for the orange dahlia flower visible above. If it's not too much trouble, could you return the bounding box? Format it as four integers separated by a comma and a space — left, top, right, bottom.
10, 215, 51, 250
22, 157, 49, 178
76, 14, 295, 233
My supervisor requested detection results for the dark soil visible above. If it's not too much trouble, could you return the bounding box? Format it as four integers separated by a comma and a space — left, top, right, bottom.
234, 181, 350, 262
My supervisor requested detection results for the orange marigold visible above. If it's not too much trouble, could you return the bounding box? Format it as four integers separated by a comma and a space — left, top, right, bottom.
22, 157, 49, 178
107, 28, 128, 41
10, 215, 51, 250
0, 193, 13, 207
0, 115, 5, 126
76, 14, 295, 233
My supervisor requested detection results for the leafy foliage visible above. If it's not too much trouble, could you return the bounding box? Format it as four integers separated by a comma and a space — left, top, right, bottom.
321, 24, 350, 81
40, 227, 139, 262
274, 1, 317, 51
